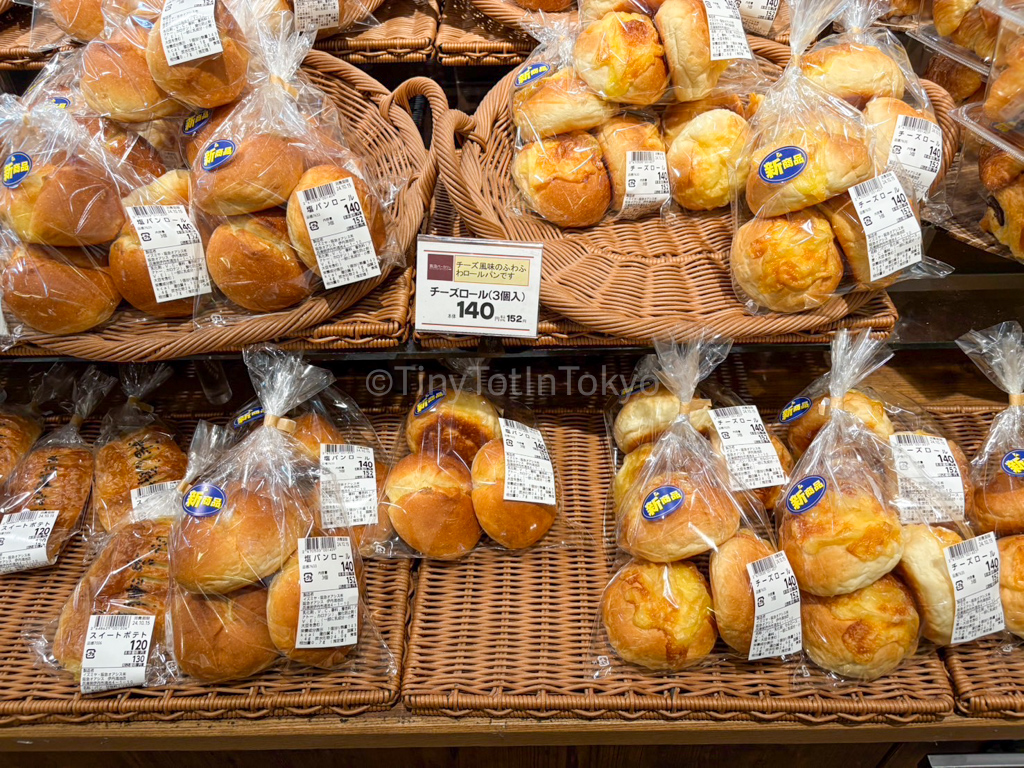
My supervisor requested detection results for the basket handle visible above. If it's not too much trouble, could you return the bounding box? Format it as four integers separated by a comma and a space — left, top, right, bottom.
748, 34, 791, 67
921, 78, 960, 192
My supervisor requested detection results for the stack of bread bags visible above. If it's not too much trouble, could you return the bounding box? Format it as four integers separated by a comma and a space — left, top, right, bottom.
509, 0, 764, 229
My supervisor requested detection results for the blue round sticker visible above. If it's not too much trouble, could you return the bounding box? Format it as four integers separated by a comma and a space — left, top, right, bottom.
3, 152, 32, 189
414, 389, 445, 416
183, 109, 212, 136
758, 146, 808, 185
49, 97, 71, 109
515, 62, 551, 88
779, 396, 812, 424
786, 476, 827, 515
233, 406, 264, 429
182, 483, 227, 518
1003, 450, 1024, 478
201, 139, 236, 171
641, 486, 685, 521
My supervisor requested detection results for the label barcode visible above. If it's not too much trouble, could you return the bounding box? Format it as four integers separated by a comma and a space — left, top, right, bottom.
132, 481, 179, 501
132, 206, 169, 217
630, 151, 663, 163
322, 444, 358, 455
713, 406, 749, 419
750, 551, 783, 576
895, 433, 943, 446
300, 182, 340, 203
92, 614, 134, 630
853, 175, 886, 195
304, 536, 341, 552
948, 538, 980, 559
4, 510, 50, 524
901, 116, 934, 132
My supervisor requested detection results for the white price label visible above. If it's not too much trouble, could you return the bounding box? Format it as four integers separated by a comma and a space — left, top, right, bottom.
293, 0, 341, 30
80, 614, 155, 694
746, 550, 802, 660
415, 235, 542, 339
320, 444, 378, 528
159, 0, 223, 66
296, 537, 359, 649
0, 290, 8, 337
849, 172, 922, 283
709, 405, 788, 492
888, 115, 943, 201
702, 0, 753, 61
890, 433, 965, 523
499, 418, 556, 506
298, 178, 381, 289
944, 533, 1004, 644
126, 205, 211, 304
619, 151, 670, 220
735, 0, 780, 35
129, 480, 182, 510
0, 510, 58, 574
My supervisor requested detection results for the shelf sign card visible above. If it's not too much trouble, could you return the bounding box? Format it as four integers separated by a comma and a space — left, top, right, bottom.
415, 235, 542, 339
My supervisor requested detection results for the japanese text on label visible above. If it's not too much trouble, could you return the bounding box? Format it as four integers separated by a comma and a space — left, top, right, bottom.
890, 433, 966, 523
849, 172, 922, 282
702, 0, 753, 61
130, 480, 183, 510
320, 444, 378, 528
709, 405, 788, 492
293, 0, 341, 30
499, 418, 556, 506
297, 537, 359, 649
735, 0, 779, 35
888, 115, 943, 201
619, 151, 670, 220
80, 614, 156, 694
126, 205, 211, 304
945, 533, 1004, 644
747, 550, 802, 660
299, 178, 381, 289
160, 0, 222, 66
0, 510, 58, 575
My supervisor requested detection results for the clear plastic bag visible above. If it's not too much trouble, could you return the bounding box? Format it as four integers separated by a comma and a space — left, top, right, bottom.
0, 363, 73, 485
914, 0, 999, 67
982, 0, 1024, 130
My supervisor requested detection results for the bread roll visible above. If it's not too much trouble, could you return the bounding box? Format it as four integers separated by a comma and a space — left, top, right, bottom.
655, 0, 730, 102
999, 535, 1024, 638
50, 0, 105, 41
0, 409, 42, 485
781, 485, 903, 596
286, 165, 387, 274
820, 192, 917, 290
108, 230, 196, 319
979, 145, 1024, 193
730, 209, 844, 313
971, 455, 1024, 535
934, 0, 977, 37
171, 481, 310, 594
170, 585, 278, 682
981, 180, 1024, 263
580, 0, 652, 20
193, 134, 305, 216
923, 53, 985, 104
83, 118, 167, 181
511, 68, 618, 142
613, 443, 653, 518
404, 389, 500, 464
862, 98, 939, 180
512, 132, 612, 229
985, 62, 1024, 125
661, 95, 744, 146
205, 211, 314, 313
787, 390, 894, 457
612, 383, 692, 453
949, 6, 998, 61
384, 451, 481, 559
574, 13, 669, 106
709, 529, 774, 656
885, 0, 920, 16
122, 169, 193, 209
471, 438, 556, 549
709, 431, 793, 510
801, 574, 920, 681
668, 109, 751, 211
896, 523, 961, 645
2, 245, 120, 335
53, 519, 171, 677
146, 2, 250, 110
596, 115, 666, 212
801, 43, 906, 108
601, 559, 717, 671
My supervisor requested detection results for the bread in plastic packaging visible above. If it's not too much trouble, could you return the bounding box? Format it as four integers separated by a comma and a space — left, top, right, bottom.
0, 364, 72, 484
999, 534, 1024, 639
573, 12, 669, 107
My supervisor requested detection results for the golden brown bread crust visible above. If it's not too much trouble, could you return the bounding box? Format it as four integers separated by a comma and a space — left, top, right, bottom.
108, 229, 196, 319
83, 118, 167, 181
170, 585, 279, 682
970, 458, 1024, 535
613, 443, 653, 519
862, 98, 937, 180
121, 169, 193, 209
819, 192, 910, 290
985, 61, 1024, 124
934, 0, 978, 37
514, 0, 573, 10
511, 68, 618, 142
668, 109, 751, 211
471, 438, 557, 549
50, 0, 105, 41
580, 0, 644, 19
655, 0, 729, 102
949, 6, 998, 61
601, 559, 717, 671
512, 132, 612, 229
896, 523, 961, 645
384, 451, 481, 559
922, 53, 985, 104
980, 179, 1024, 264
801, 574, 920, 681
786, 390, 894, 457
53, 519, 171, 677
709, 529, 773, 656
979, 144, 1024, 193
0, 410, 42, 485
193, 134, 305, 216
661, 96, 745, 147
596, 116, 666, 212
404, 389, 500, 464
999, 535, 1024, 638
573, 13, 669, 106
612, 384, 686, 453
800, 43, 906, 108
885, 0, 920, 16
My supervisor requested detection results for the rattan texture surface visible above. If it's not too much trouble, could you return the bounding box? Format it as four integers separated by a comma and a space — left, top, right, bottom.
0, 7, 71, 70
437, 0, 533, 65
467, 0, 573, 33
314, 0, 438, 63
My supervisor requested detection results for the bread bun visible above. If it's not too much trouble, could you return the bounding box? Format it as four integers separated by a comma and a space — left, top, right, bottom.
781, 484, 904, 596
122, 169, 193, 209
971, 454, 1024, 535
787, 390, 894, 457
601, 559, 717, 670
949, 6, 998, 61
986, 61, 1024, 126
171, 480, 310, 594
655, 0, 730, 102
885, 0, 920, 16
205, 211, 314, 313
730, 209, 844, 313
613, 443, 653, 518
709, 529, 774, 656
999, 535, 1024, 638
384, 451, 481, 559
0, 410, 42, 485
981, 180, 1024, 263
404, 389, 500, 464
709, 431, 793, 510
146, 3, 250, 109
612, 384, 689, 453
580, 0, 650, 20
193, 134, 305, 216
896, 523, 961, 645
820, 192, 917, 290
511, 68, 618, 142
83, 118, 167, 181
286, 165, 387, 274
801, 574, 920, 680
512, 132, 612, 229
862, 98, 939, 183
801, 43, 906, 108
2, 245, 120, 335
933, 0, 977, 37
573, 13, 668, 106
668, 109, 750, 211
50, 0, 105, 41
923, 53, 985, 104
170, 585, 278, 682
53, 519, 171, 677
471, 438, 556, 549
596, 116, 666, 212
979, 144, 1024, 193
661, 95, 745, 148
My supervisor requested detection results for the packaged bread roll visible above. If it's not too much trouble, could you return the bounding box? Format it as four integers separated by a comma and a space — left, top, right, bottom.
595, 114, 669, 217
573, 12, 669, 107
998, 534, 1024, 639
0, 364, 73, 485
44, 0, 108, 42
403, 383, 500, 465
896, 523, 962, 645
708, 529, 774, 656
667, 108, 752, 211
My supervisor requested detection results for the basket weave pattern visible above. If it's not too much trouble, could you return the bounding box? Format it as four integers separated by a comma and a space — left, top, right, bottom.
314, 0, 439, 63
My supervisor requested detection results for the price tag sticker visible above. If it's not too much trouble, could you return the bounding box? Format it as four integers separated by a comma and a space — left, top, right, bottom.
890, 433, 966, 523
320, 444, 378, 528
888, 115, 943, 201
944, 533, 1005, 644
746, 550, 802, 660
849, 172, 922, 283
709, 405, 788, 492
126, 205, 211, 304
736, 0, 780, 35
80, 614, 156, 694
298, 178, 381, 289
293, 0, 341, 30
0, 510, 58, 575
415, 235, 542, 339
130, 480, 182, 510
702, 0, 753, 61
619, 151, 670, 220
159, 0, 222, 66
499, 418, 556, 506
296, 537, 359, 649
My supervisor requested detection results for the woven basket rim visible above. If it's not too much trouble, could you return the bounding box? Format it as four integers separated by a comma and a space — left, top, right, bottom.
467, 0, 574, 32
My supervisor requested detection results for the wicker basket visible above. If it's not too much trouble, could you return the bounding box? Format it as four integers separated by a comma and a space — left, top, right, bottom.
0, 7, 71, 70
438, 0, 533, 66
6, 53, 442, 362
314, 0, 438, 64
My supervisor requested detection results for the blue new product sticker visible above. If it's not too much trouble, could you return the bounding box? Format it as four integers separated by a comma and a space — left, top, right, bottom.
641, 486, 685, 521
779, 396, 812, 424
233, 406, 265, 429
183, 109, 212, 136
2, 152, 31, 189
1003, 450, 1024, 478
201, 139, 236, 171
182, 483, 227, 518
414, 389, 445, 416
515, 62, 550, 87
786, 476, 827, 515
49, 97, 71, 109
758, 145, 808, 184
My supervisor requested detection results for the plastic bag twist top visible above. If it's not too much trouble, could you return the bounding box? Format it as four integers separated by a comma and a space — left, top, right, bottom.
120, 363, 173, 403
69, 365, 117, 422
652, 335, 732, 408
839, 0, 891, 33
0, 94, 89, 165
786, 0, 847, 59
826, 330, 894, 404
957, 321, 1024, 399
243, 344, 335, 418
30, 363, 74, 410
